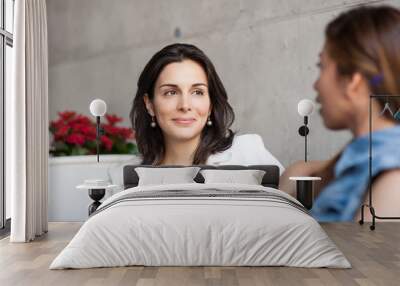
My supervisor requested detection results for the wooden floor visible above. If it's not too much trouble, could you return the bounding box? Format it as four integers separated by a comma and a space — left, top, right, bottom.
0, 222, 399, 286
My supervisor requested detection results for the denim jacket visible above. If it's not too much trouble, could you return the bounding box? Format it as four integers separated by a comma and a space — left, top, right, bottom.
311, 125, 400, 221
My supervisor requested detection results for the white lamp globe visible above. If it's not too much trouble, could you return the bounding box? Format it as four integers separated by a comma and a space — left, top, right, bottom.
89, 99, 107, 117
297, 99, 315, 117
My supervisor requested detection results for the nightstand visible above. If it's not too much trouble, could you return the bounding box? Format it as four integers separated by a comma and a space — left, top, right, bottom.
289, 176, 321, 210
76, 180, 119, 216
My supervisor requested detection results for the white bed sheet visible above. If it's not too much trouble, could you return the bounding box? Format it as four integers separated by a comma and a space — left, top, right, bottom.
50, 183, 350, 269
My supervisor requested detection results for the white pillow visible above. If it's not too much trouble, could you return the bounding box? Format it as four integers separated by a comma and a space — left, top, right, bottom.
200, 169, 266, 185
106, 156, 143, 196
135, 167, 201, 186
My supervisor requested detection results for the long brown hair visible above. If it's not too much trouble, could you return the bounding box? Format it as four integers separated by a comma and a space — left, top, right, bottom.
325, 5, 400, 117
130, 43, 235, 165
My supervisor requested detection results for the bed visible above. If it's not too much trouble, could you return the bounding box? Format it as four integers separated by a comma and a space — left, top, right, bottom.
50, 165, 350, 269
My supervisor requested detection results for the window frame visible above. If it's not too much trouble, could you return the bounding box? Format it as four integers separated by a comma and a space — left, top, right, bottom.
0, 0, 14, 232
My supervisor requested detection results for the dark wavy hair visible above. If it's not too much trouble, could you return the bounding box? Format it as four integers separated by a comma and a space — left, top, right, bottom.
130, 43, 235, 165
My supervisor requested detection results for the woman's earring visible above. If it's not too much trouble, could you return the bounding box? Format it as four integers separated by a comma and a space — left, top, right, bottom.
207, 117, 212, 126
150, 116, 157, 128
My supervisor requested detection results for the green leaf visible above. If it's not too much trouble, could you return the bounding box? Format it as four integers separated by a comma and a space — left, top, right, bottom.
85, 141, 97, 154
54, 141, 69, 151
127, 143, 139, 154
71, 147, 89, 156
113, 141, 127, 153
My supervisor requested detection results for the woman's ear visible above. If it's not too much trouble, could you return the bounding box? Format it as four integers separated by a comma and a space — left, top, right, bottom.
143, 93, 155, 116
345, 72, 370, 104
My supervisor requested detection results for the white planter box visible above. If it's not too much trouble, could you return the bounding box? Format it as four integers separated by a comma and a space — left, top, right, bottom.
48, 154, 140, 222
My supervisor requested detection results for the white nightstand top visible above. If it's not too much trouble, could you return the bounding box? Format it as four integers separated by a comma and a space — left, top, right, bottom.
76, 179, 119, 190
289, 176, 321, 181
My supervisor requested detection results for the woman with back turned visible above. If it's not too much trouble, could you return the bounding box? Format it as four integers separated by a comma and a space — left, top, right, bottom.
280, 5, 400, 222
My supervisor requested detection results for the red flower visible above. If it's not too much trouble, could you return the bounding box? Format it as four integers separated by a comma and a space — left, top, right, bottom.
120, 127, 134, 140
85, 133, 97, 141
70, 123, 93, 133
51, 119, 66, 130
71, 123, 82, 133
101, 135, 113, 151
103, 124, 120, 136
58, 111, 76, 121
105, 114, 123, 126
65, 134, 86, 145
103, 125, 134, 140
81, 125, 97, 140
54, 125, 70, 140
69, 115, 91, 126
50, 110, 138, 156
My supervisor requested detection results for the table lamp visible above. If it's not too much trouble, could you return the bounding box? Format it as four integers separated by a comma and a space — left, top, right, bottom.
76, 99, 113, 216
89, 99, 107, 162
297, 99, 315, 162
292, 99, 318, 210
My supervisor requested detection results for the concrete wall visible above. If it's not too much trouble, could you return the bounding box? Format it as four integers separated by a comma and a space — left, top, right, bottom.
47, 0, 399, 167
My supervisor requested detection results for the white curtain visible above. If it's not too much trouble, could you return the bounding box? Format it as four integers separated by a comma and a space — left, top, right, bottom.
8, 0, 49, 242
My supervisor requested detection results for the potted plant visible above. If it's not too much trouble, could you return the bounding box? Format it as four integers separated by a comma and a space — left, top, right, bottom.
49, 111, 138, 156
48, 111, 140, 221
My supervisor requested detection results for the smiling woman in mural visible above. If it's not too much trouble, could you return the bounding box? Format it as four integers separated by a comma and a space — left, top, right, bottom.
280, 5, 400, 222
130, 43, 284, 171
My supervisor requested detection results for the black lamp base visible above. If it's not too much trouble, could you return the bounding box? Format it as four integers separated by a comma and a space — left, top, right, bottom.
296, 180, 313, 210
88, 188, 105, 216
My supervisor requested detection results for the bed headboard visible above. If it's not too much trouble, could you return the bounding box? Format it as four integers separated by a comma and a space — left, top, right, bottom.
123, 165, 280, 189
